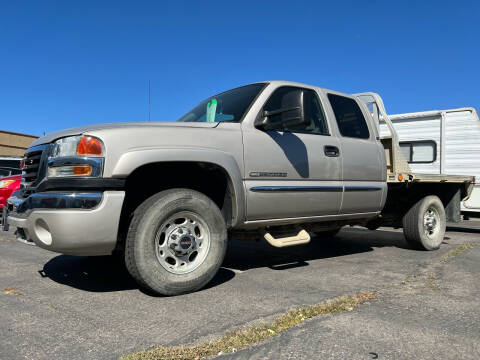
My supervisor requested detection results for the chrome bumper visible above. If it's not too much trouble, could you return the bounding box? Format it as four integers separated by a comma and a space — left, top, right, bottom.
5, 191, 125, 256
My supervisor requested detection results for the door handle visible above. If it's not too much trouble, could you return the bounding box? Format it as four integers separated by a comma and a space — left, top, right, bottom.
324, 145, 340, 157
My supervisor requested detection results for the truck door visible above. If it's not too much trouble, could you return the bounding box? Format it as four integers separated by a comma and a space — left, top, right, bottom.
325, 93, 385, 214
242, 86, 343, 221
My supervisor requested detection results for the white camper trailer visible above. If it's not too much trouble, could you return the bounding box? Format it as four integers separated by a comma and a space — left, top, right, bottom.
378, 108, 480, 215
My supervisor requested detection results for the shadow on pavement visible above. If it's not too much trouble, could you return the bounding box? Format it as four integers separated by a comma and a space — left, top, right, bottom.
223, 227, 410, 272
40, 255, 137, 292
39, 227, 410, 294
447, 226, 480, 234
446, 220, 480, 234
40, 255, 236, 295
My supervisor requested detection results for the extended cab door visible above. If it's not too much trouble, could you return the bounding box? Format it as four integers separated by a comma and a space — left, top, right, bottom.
324, 92, 386, 214
242, 85, 343, 221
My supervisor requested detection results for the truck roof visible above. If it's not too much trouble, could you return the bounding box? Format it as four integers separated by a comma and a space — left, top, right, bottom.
255, 80, 351, 97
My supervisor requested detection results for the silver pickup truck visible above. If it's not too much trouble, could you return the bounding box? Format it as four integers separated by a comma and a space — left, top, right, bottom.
2, 81, 474, 295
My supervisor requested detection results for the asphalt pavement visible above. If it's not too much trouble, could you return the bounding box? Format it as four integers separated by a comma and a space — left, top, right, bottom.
1, 224, 479, 360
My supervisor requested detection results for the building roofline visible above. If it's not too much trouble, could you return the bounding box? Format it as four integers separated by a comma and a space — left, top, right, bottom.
0, 129, 39, 139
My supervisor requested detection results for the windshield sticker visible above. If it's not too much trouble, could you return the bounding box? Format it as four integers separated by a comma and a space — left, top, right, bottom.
206, 99, 217, 122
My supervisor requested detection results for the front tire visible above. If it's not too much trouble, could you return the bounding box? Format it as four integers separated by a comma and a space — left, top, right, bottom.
402, 195, 446, 251
125, 189, 227, 296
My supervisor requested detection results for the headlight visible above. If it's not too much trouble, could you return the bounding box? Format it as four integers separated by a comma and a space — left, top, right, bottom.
48, 135, 104, 178
50, 136, 104, 158
0, 179, 16, 189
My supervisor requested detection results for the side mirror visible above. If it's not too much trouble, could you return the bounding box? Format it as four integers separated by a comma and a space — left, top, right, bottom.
255, 89, 308, 131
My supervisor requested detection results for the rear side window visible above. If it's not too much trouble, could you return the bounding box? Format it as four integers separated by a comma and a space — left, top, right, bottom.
328, 94, 370, 139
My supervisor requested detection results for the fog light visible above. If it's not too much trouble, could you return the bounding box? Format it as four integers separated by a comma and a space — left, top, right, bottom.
35, 219, 52, 245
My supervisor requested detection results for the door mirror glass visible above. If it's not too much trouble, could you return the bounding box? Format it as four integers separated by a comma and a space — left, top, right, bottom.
255, 88, 308, 130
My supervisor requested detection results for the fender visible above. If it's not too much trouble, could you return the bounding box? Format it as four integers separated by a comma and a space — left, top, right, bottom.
111, 147, 246, 227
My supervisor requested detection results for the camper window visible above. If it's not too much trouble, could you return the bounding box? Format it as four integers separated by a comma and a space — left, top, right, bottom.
399, 140, 437, 164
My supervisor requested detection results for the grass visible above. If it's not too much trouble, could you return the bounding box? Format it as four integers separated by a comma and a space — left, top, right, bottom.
120, 292, 376, 360
0, 236, 15, 242
3, 287, 24, 296
440, 242, 474, 263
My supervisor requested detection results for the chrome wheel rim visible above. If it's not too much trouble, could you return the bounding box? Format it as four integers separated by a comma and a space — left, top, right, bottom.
423, 207, 440, 238
154, 211, 211, 274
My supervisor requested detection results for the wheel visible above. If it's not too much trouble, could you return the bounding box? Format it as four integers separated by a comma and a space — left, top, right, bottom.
314, 227, 341, 238
402, 195, 446, 251
125, 189, 228, 296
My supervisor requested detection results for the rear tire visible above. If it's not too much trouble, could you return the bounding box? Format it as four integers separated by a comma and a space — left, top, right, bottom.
125, 189, 227, 296
402, 195, 446, 251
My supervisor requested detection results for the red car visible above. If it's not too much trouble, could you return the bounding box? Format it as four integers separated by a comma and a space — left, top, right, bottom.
0, 174, 21, 211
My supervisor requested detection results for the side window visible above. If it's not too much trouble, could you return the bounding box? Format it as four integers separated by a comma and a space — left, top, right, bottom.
263, 87, 329, 135
399, 141, 437, 163
400, 143, 411, 160
328, 94, 370, 139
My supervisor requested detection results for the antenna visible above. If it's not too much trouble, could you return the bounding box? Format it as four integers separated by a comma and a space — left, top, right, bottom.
148, 80, 151, 121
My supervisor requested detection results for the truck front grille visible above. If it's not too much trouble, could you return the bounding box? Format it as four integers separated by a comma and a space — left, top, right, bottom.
21, 144, 50, 191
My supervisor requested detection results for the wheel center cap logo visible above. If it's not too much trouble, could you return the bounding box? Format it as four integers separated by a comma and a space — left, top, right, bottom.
179, 235, 193, 249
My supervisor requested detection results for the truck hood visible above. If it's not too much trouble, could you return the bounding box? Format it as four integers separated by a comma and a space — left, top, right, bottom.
31, 121, 219, 146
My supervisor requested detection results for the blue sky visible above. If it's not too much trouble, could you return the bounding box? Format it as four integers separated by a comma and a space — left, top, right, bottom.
1, 0, 478, 136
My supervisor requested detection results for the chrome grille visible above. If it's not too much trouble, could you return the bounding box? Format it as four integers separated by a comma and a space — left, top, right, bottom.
21, 144, 49, 190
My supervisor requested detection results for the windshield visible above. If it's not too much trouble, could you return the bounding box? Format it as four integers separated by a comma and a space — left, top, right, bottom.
177, 83, 266, 123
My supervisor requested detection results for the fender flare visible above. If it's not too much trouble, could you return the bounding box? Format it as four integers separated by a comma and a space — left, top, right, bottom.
112, 148, 245, 226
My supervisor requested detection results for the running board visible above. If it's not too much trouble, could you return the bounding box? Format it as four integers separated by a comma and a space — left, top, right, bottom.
263, 229, 311, 247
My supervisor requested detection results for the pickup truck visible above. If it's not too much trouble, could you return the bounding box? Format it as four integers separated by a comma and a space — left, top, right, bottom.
2, 81, 474, 296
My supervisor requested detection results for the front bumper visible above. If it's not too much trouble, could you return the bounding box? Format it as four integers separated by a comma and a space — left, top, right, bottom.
4, 191, 125, 255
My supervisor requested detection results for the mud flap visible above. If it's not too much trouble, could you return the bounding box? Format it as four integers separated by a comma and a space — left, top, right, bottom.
445, 188, 461, 223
